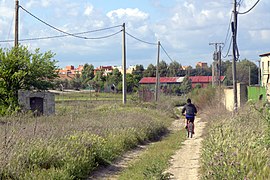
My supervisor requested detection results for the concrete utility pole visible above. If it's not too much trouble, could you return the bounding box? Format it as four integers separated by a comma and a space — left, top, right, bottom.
209, 42, 223, 86
122, 23, 127, 104
257, 60, 261, 86
232, 0, 238, 112
155, 41, 160, 101
15, 0, 19, 47
249, 66, 251, 86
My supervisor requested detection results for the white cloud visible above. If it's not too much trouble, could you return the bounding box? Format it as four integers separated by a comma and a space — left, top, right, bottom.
0, 4, 13, 18
249, 30, 270, 42
41, 0, 52, 7
84, 5, 94, 16
106, 8, 149, 24
1, 0, 270, 67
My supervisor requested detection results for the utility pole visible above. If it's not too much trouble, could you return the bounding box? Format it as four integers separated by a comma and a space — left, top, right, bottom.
218, 45, 222, 86
209, 42, 223, 86
122, 23, 127, 104
257, 60, 261, 86
232, 0, 238, 112
249, 66, 251, 86
155, 41, 160, 101
15, 0, 19, 47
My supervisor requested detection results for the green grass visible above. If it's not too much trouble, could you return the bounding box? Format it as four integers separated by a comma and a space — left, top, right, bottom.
117, 130, 186, 180
55, 91, 131, 102
200, 104, 270, 179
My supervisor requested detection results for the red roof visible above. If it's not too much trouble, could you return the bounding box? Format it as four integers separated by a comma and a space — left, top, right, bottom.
139, 77, 181, 84
189, 76, 225, 83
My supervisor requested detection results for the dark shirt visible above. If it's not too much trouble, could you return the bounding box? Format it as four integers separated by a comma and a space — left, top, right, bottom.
182, 103, 197, 116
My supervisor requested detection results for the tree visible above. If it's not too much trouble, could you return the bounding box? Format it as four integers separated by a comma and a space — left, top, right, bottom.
159, 60, 168, 77
237, 59, 258, 85
70, 75, 83, 90
144, 64, 156, 77
168, 61, 181, 77
0, 46, 58, 111
132, 64, 144, 82
224, 59, 258, 85
93, 70, 106, 92
180, 76, 192, 94
126, 74, 137, 92
81, 63, 94, 84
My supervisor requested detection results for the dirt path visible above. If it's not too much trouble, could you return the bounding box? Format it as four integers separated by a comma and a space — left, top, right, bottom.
88, 144, 149, 180
88, 117, 206, 180
165, 118, 206, 180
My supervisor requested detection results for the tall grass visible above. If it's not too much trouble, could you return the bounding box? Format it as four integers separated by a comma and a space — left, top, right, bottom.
0, 93, 177, 179
200, 102, 270, 179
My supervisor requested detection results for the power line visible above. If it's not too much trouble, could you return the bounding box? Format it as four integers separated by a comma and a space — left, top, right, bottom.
222, 37, 232, 58
238, 0, 260, 15
160, 44, 174, 62
125, 31, 157, 45
19, 5, 122, 39
222, 12, 233, 50
19, 5, 90, 39
0, 29, 122, 43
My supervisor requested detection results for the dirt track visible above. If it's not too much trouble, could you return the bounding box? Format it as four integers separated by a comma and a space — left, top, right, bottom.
165, 118, 206, 180
88, 117, 206, 180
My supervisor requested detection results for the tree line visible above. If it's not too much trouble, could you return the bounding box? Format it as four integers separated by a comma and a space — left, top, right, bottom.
55, 59, 259, 92
0, 46, 259, 114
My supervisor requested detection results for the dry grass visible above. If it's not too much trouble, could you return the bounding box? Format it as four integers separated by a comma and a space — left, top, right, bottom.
0, 93, 179, 179
200, 103, 270, 179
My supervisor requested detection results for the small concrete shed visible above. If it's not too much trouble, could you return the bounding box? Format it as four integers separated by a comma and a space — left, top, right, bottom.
18, 90, 55, 116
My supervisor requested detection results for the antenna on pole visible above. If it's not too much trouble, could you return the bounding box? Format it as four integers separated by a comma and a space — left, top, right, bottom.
209, 42, 224, 86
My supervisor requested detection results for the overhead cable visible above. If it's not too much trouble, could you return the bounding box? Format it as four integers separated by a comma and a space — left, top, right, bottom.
0, 30, 122, 43
160, 44, 174, 62
19, 5, 122, 39
125, 32, 157, 45
222, 12, 233, 50
222, 37, 232, 58
238, 0, 260, 15
19, 5, 89, 39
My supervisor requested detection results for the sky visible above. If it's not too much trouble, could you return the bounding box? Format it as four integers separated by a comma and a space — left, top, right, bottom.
0, 0, 269, 69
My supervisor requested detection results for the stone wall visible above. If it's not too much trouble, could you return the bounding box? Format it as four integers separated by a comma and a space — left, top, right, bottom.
18, 90, 55, 116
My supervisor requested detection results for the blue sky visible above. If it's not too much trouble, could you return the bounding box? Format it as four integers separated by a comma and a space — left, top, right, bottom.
0, 0, 269, 69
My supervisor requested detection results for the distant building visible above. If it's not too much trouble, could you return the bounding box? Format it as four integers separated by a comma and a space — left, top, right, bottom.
112, 65, 135, 74
189, 76, 225, 88
139, 77, 185, 93
259, 52, 270, 87
94, 66, 113, 76
57, 65, 84, 80
196, 62, 208, 68
181, 65, 192, 70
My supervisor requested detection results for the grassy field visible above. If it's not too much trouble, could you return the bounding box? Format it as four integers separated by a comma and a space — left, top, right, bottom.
0, 92, 184, 179
200, 102, 270, 179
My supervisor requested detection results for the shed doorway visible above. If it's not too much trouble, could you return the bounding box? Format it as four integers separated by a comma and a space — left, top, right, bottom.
30, 97, 44, 115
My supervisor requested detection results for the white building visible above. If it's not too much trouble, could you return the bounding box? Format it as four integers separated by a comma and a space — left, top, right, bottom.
260, 52, 270, 87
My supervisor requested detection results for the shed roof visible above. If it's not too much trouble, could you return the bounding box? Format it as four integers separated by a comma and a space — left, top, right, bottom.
189, 76, 225, 83
139, 77, 184, 84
